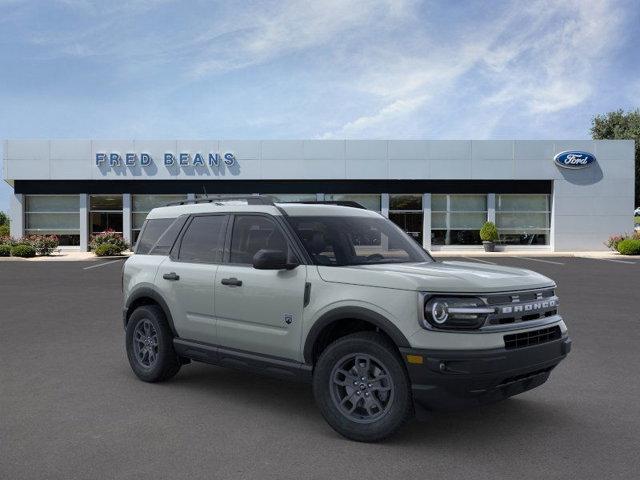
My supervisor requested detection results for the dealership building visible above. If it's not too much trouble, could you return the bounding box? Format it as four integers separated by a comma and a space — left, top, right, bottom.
2, 139, 635, 251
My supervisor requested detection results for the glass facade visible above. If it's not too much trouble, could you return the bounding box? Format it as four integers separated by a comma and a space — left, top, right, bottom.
496, 194, 550, 245
132, 194, 187, 242
389, 194, 423, 244
324, 194, 381, 211
431, 194, 487, 246
18, 191, 553, 249
90, 195, 123, 236
25, 195, 80, 246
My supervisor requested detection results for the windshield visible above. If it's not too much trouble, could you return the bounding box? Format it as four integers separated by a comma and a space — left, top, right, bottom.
287, 215, 433, 266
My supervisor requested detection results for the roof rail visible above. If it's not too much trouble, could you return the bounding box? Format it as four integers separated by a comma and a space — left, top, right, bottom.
165, 195, 275, 207
284, 200, 367, 209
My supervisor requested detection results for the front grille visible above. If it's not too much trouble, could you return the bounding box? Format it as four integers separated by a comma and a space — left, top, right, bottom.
484, 289, 558, 326
504, 326, 562, 350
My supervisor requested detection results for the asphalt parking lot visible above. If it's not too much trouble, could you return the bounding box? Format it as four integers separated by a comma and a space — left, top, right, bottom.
1, 257, 639, 480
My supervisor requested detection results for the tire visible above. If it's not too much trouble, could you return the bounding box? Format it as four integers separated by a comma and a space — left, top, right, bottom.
125, 305, 181, 382
313, 331, 413, 442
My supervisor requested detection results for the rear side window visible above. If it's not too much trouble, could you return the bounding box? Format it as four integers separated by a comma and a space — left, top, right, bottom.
177, 215, 228, 263
148, 215, 189, 256
135, 218, 175, 254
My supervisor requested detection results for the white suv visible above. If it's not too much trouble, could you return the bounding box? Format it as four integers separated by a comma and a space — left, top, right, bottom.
122, 196, 571, 441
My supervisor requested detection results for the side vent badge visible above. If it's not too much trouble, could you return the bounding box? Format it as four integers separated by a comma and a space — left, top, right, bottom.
282, 313, 294, 326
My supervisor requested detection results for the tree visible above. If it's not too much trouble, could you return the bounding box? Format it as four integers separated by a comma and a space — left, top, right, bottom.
0, 211, 9, 226
590, 109, 640, 206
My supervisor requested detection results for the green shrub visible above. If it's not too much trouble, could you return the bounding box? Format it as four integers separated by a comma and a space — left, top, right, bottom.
0, 244, 11, 256
616, 238, 640, 255
25, 234, 59, 255
10, 244, 36, 258
0, 224, 9, 237
94, 243, 125, 256
90, 229, 129, 252
479, 221, 499, 242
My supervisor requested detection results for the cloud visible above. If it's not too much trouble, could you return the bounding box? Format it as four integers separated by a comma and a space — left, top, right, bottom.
321, 0, 626, 138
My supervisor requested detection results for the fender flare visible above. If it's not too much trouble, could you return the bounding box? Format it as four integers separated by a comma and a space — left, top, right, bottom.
303, 306, 411, 363
124, 286, 178, 336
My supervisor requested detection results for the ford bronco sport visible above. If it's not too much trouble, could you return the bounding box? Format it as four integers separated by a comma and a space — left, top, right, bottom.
122, 196, 571, 442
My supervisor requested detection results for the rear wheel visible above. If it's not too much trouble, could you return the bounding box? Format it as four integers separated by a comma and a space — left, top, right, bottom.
313, 332, 413, 442
126, 305, 181, 382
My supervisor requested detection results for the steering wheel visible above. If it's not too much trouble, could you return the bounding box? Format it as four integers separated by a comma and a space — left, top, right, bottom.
366, 253, 385, 262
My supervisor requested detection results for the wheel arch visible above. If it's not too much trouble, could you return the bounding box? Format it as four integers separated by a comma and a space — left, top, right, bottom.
303, 306, 411, 364
124, 287, 177, 336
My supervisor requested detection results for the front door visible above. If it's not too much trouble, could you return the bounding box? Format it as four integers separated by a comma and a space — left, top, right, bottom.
155, 214, 229, 345
214, 214, 307, 361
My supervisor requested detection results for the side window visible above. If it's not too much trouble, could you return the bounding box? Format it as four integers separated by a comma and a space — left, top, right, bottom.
177, 215, 228, 263
149, 215, 188, 256
135, 218, 175, 255
229, 215, 288, 264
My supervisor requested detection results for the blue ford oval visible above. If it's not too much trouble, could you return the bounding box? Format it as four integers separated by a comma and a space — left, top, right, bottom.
554, 150, 596, 169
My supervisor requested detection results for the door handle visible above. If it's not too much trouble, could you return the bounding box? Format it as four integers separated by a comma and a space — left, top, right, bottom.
221, 277, 242, 287
163, 272, 180, 281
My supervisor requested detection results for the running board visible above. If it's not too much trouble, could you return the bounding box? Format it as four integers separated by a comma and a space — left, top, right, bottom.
173, 338, 313, 383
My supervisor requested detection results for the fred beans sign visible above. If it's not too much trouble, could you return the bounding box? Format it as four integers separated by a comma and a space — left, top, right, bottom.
95, 152, 236, 168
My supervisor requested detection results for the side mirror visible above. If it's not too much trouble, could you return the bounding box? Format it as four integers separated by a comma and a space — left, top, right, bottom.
252, 249, 299, 270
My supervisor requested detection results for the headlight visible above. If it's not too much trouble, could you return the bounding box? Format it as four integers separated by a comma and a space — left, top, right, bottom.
422, 296, 494, 330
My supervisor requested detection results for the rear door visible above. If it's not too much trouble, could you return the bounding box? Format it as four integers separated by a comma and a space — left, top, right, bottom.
214, 214, 307, 361
156, 214, 229, 344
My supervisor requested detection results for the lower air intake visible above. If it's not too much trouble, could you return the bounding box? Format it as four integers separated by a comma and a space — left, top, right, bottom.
504, 326, 562, 350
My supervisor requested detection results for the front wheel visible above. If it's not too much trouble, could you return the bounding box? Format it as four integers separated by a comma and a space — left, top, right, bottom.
313, 332, 413, 442
125, 305, 181, 382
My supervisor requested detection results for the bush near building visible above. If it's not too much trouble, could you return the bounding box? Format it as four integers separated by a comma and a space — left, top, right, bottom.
616, 239, 640, 255
606, 231, 640, 255
10, 244, 36, 258
90, 230, 129, 256
25, 234, 59, 255
0, 244, 11, 256
479, 222, 499, 242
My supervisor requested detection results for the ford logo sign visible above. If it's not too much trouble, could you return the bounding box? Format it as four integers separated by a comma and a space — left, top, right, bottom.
554, 150, 595, 169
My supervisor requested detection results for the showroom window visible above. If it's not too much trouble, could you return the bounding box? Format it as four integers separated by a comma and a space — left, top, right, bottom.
132, 194, 187, 243
496, 194, 550, 245
389, 194, 423, 244
25, 195, 80, 246
432, 194, 487, 246
323, 194, 381, 211
90, 195, 123, 236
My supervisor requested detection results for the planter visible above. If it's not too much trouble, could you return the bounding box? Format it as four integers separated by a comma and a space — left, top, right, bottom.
482, 241, 495, 252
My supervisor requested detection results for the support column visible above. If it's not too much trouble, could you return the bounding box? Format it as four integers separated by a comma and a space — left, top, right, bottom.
487, 193, 496, 223
79, 194, 89, 251
381, 193, 390, 218
122, 193, 132, 246
10, 193, 24, 239
422, 193, 431, 250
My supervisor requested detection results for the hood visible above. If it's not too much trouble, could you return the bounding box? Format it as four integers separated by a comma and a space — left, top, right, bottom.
317, 261, 555, 293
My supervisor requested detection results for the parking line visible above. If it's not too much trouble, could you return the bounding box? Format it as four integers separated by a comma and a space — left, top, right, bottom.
516, 257, 565, 265
462, 257, 497, 265
590, 257, 637, 265
83, 259, 124, 270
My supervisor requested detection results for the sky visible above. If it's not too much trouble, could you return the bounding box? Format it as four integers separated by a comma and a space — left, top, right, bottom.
1, 0, 639, 212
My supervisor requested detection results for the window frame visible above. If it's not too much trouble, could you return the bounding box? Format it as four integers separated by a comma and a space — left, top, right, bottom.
170, 213, 230, 265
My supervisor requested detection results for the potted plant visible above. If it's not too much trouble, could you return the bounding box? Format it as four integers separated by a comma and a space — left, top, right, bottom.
480, 221, 499, 252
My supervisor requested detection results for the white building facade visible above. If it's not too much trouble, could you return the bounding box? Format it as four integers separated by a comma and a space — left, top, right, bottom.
2, 139, 635, 251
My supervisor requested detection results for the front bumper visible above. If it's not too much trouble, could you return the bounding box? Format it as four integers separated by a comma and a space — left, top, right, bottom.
400, 335, 571, 411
